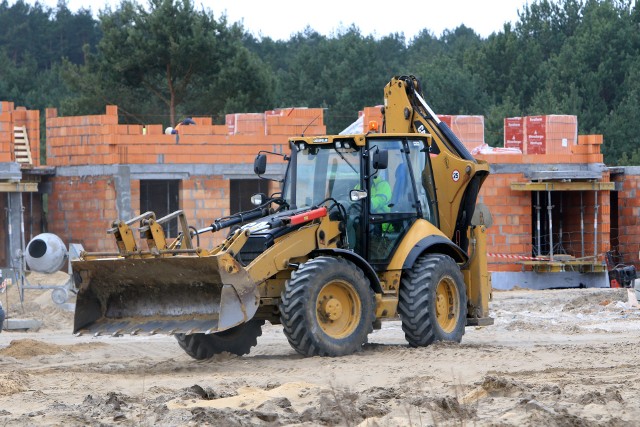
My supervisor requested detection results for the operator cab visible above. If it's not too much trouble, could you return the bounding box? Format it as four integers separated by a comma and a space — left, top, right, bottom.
282, 134, 439, 270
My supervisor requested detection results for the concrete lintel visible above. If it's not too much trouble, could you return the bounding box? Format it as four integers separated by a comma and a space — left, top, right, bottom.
491, 271, 609, 291
53, 165, 119, 177
223, 174, 283, 181
129, 163, 257, 178
524, 170, 602, 180
620, 166, 640, 176
23, 166, 56, 176
0, 162, 22, 180
490, 162, 607, 175
55, 163, 288, 180
131, 172, 191, 180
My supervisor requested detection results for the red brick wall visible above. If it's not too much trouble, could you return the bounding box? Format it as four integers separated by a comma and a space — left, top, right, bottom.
0, 101, 14, 163
180, 176, 230, 248
474, 135, 610, 270
46, 175, 233, 253
41, 105, 325, 253
47, 176, 119, 253
46, 106, 325, 167
47, 175, 251, 252
614, 173, 640, 270
477, 173, 532, 272
0, 101, 40, 165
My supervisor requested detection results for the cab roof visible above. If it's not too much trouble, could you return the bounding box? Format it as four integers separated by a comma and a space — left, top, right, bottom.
288, 132, 432, 147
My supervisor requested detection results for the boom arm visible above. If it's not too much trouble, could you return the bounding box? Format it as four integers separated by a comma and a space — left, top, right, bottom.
383, 75, 490, 251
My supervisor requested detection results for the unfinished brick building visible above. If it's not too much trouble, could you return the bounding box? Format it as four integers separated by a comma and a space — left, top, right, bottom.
44, 105, 324, 253
2, 101, 640, 290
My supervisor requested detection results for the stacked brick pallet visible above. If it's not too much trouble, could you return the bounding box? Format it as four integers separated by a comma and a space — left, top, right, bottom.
504, 115, 578, 156
0, 101, 40, 166
362, 106, 384, 132
346, 107, 485, 152
265, 108, 325, 136
225, 108, 325, 136
439, 115, 485, 152
420, 113, 601, 165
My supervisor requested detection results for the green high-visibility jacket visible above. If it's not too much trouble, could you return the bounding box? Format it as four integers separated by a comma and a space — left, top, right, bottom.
370, 175, 391, 213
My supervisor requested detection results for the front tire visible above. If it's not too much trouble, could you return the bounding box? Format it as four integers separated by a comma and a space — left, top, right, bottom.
175, 319, 265, 360
280, 256, 375, 357
398, 254, 467, 347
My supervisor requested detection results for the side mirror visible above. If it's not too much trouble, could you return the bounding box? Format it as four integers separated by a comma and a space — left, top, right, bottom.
254, 154, 267, 175
349, 189, 367, 202
251, 193, 267, 206
372, 149, 388, 170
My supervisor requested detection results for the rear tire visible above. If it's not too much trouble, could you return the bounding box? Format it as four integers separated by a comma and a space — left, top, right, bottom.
398, 254, 467, 347
175, 319, 265, 359
280, 256, 375, 357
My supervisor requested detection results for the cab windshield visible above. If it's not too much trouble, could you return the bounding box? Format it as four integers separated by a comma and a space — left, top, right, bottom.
283, 143, 361, 209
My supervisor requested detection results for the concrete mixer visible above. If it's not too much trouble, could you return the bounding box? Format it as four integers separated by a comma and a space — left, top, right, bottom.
25, 233, 68, 275
14, 233, 83, 306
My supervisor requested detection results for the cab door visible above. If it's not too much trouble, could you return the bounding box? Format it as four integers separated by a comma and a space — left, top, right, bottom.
366, 139, 421, 268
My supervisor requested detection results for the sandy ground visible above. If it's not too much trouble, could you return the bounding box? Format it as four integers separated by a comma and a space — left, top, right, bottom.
1, 273, 639, 426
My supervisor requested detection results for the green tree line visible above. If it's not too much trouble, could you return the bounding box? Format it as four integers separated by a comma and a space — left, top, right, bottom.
1, 0, 639, 165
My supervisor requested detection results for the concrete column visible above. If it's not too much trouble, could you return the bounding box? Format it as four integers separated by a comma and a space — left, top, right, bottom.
6, 192, 24, 271
114, 165, 132, 220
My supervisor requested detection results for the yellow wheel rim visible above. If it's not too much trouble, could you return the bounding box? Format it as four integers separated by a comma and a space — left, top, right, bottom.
316, 280, 361, 339
435, 277, 460, 333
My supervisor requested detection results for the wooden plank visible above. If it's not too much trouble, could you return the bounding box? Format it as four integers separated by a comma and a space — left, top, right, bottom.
0, 182, 38, 192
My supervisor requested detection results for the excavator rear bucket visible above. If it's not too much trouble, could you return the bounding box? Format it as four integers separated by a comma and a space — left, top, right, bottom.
72, 255, 260, 336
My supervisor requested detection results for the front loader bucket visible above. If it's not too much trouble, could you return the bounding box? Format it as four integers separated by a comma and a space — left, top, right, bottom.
72, 256, 259, 336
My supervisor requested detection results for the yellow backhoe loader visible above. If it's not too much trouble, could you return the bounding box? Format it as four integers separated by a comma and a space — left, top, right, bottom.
72, 75, 493, 357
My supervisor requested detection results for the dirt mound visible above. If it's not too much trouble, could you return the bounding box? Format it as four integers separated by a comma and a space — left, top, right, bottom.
562, 288, 627, 313
1, 270, 75, 332
0, 338, 106, 359
0, 371, 30, 396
